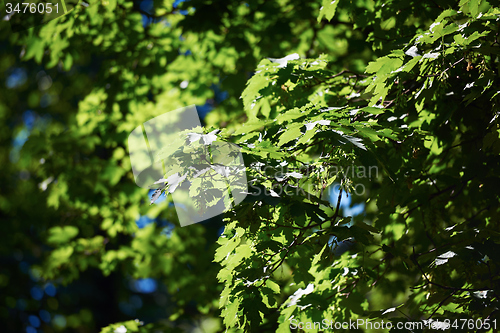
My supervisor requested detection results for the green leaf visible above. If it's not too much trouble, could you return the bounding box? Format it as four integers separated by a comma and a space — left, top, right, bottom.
278, 124, 303, 147
460, 0, 481, 17
435, 9, 458, 22
276, 107, 306, 124
361, 106, 384, 115
222, 298, 240, 328
214, 229, 244, 263
355, 221, 380, 233
402, 56, 422, 72
265, 279, 281, 294
318, 0, 340, 22
47, 226, 79, 244
24, 38, 45, 63
233, 120, 272, 135
256, 240, 283, 253
63, 53, 73, 71
366, 54, 404, 75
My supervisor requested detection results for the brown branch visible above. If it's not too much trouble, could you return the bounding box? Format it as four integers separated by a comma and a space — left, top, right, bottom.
412, 247, 491, 292
427, 290, 458, 320
422, 57, 465, 78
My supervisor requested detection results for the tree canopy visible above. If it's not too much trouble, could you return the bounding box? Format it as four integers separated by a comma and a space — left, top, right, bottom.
1, 0, 500, 332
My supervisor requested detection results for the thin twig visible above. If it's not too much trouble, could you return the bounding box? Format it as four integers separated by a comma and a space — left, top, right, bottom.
412, 247, 491, 292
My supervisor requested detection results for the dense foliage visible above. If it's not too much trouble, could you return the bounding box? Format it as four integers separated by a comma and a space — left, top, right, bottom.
1, 0, 499, 332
